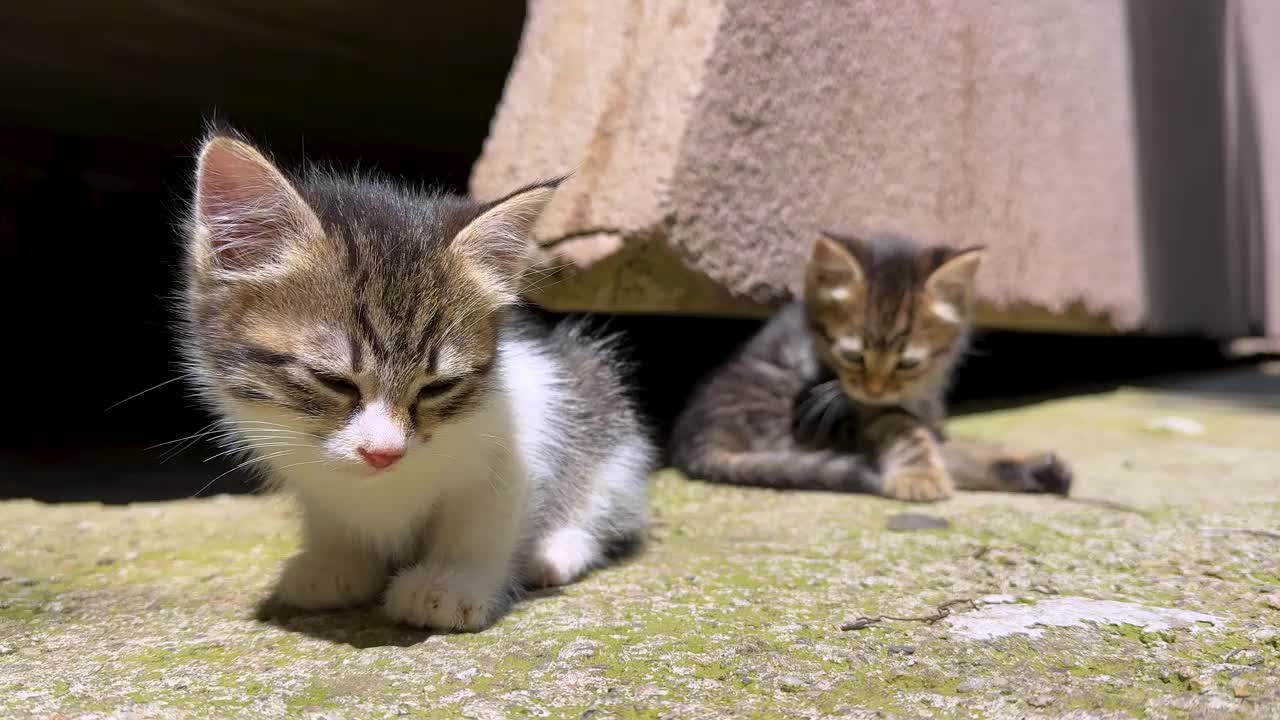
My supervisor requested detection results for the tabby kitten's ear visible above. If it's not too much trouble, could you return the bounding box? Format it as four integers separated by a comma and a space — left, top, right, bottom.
452, 178, 562, 302
192, 135, 321, 275
808, 234, 866, 303
925, 247, 984, 323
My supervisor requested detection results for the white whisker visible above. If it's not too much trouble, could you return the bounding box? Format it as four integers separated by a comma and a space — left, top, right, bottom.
275, 458, 337, 472
192, 450, 293, 498
205, 442, 315, 463
147, 422, 219, 451
105, 374, 192, 412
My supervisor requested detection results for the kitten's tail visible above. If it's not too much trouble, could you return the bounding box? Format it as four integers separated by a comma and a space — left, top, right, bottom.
676, 448, 882, 493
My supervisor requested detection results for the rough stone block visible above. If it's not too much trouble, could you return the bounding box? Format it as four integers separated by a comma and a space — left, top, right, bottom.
474, 0, 1145, 331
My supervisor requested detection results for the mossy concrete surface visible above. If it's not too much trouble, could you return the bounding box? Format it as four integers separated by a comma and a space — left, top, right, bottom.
3, 374, 1279, 719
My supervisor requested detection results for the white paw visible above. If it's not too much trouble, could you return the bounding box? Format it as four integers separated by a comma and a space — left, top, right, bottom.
274, 550, 385, 610
525, 526, 599, 588
383, 564, 505, 631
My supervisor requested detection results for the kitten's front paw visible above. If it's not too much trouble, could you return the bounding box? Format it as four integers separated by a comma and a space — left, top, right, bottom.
995, 453, 1073, 496
274, 550, 386, 611
882, 467, 954, 502
383, 564, 506, 632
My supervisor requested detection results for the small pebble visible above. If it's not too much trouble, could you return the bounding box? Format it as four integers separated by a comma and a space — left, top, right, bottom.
0, 644, 13, 655
956, 678, 984, 694
1173, 667, 1206, 693
779, 676, 807, 692
979, 594, 1016, 605
1226, 649, 1265, 666
95, 557, 116, 567
886, 513, 951, 532
15, 577, 36, 587
1027, 694, 1055, 708
1232, 681, 1252, 698
888, 645, 915, 655
1143, 416, 1205, 436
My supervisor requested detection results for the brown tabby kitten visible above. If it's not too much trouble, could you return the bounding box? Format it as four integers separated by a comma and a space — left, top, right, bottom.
670, 233, 1071, 502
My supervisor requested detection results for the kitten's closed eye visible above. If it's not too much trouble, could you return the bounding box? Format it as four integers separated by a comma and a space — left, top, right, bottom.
835, 346, 864, 366
896, 345, 932, 372
417, 377, 463, 402
309, 369, 360, 398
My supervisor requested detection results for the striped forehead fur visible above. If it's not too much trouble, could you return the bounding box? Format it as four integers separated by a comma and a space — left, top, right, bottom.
814, 232, 981, 329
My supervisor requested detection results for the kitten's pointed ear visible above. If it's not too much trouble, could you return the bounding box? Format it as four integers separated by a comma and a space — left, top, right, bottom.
925, 247, 983, 322
452, 178, 562, 301
193, 135, 320, 274
808, 234, 865, 302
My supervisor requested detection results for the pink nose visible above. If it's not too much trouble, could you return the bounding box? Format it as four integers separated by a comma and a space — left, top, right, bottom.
358, 447, 404, 469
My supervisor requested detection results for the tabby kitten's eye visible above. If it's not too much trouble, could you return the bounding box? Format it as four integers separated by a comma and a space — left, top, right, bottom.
309, 369, 360, 397
896, 357, 922, 371
835, 347, 864, 366
417, 377, 461, 402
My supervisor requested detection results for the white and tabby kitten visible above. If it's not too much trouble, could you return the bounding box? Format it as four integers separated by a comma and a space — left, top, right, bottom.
178, 132, 654, 631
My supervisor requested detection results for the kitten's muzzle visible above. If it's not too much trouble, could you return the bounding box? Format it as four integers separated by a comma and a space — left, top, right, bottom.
840, 378, 898, 406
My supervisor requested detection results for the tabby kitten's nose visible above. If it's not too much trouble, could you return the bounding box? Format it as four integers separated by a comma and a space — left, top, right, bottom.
358, 446, 405, 469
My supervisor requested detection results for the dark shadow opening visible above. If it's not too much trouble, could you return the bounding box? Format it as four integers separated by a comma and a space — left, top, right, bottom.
0, 3, 527, 503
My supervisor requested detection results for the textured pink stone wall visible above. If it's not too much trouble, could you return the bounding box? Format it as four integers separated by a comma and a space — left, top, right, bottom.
474, 0, 1278, 336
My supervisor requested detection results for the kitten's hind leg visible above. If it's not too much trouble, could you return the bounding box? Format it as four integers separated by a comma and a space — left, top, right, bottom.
942, 438, 1072, 495
682, 447, 882, 493
526, 437, 651, 588
526, 525, 599, 588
